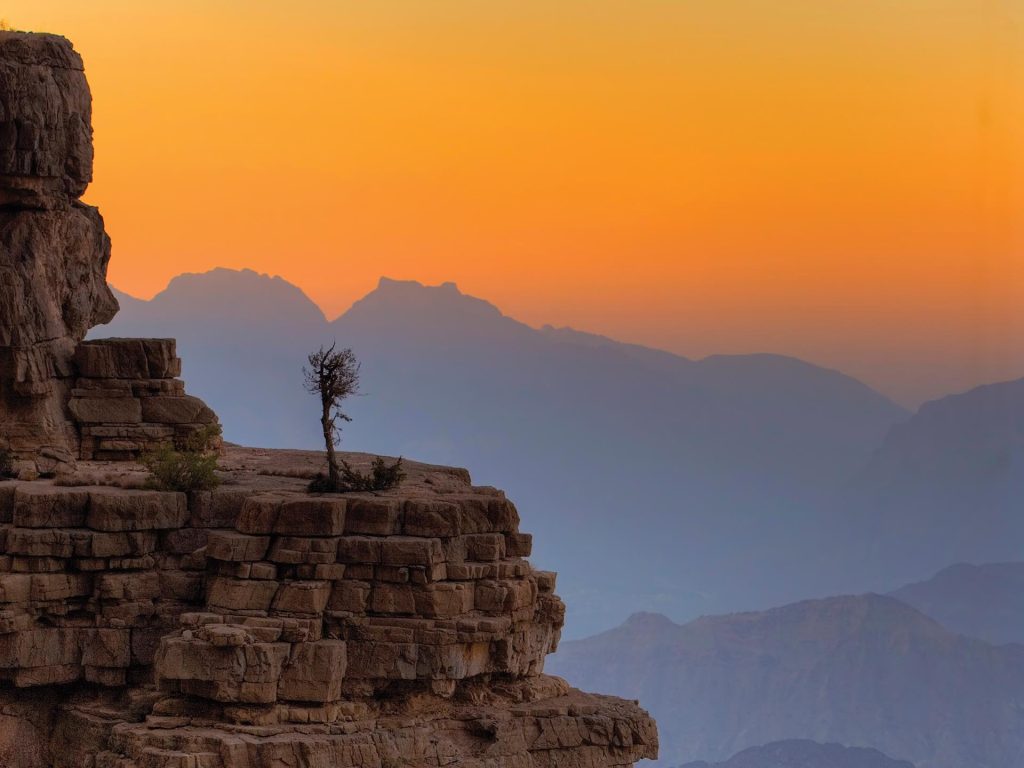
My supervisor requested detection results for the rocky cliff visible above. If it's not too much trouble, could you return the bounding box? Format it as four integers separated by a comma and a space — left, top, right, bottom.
0, 448, 657, 767
0, 32, 216, 472
0, 31, 118, 468
0, 31, 657, 768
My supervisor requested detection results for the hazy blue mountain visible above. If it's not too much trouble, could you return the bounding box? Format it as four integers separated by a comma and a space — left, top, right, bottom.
106, 269, 328, 450
548, 595, 1024, 768
864, 378, 1024, 484
678, 739, 915, 768
889, 562, 1024, 645
96, 269, 915, 635
832, 379, 1024, 596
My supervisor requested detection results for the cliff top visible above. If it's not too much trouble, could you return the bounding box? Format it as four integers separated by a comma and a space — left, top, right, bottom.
0, 31, 83, 70
44, 444, 476, 499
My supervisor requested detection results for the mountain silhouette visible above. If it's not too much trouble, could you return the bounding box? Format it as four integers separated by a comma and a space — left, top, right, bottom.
832, 378, 1024, 595
678, 739, 915, 768
97, 269, 914, 635
549, 594, 1024, 767
889, 562, 1024, 645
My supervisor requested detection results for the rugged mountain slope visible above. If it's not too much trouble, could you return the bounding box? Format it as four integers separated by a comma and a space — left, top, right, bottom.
679, 739, 915, 768
835, 379, 1024, 594
548, 595, 1024, 767
864, 378, 1024, 484
889, 562, 1024, 645
95, 270, 908, 635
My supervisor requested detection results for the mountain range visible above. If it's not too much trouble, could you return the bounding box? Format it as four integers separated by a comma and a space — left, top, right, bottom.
679, 739, 916, 768
889, 561, 1024, 645
95, 268, 1024, 636
548, 592, 1024, 768
835, 378, 1024, 593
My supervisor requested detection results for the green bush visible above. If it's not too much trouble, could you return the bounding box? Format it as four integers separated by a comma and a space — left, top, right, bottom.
141, 425, 222, 493
308, 457, 405, 494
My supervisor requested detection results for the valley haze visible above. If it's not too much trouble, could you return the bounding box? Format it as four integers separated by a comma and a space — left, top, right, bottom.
97, 268, 1024, 639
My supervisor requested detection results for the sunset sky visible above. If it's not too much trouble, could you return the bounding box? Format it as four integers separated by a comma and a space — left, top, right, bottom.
7, 1, 1023, 405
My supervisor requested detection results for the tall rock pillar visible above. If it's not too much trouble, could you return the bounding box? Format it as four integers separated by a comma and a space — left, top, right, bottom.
0, 32, 119, 469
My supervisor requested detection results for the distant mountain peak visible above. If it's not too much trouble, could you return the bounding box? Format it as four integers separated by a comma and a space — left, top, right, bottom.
376, 276, 458, 292
622, 611, 678, 630
889, 561, 1024, 645
95, 267, 328, 336
341, 276, 510, 329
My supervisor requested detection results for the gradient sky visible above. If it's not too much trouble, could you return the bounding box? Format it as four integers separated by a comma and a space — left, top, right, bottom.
7, 1, 1023, 405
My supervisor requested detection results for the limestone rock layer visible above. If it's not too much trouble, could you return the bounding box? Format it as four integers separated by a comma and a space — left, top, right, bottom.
0, 448, 658, 767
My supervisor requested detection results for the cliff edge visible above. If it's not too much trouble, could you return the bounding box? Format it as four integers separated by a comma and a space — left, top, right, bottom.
0, 447, 658, 767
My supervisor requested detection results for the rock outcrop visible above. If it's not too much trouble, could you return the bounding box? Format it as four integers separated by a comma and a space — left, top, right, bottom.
0, 447, 658, 767
0, 32, 118, 469
0, 32, 217, 472
70, 338, 219, 461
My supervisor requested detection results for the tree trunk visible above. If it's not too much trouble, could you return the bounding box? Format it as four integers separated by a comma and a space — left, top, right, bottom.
321, 398, 339, 486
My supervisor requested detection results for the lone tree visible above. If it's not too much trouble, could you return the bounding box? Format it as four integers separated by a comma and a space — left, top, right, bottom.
304, 343, 360, 487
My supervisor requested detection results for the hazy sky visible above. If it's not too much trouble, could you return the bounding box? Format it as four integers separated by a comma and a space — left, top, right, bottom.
7, 1, 1023, 405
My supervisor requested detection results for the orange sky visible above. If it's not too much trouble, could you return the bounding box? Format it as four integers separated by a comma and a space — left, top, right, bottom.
6, 1, 1023, 405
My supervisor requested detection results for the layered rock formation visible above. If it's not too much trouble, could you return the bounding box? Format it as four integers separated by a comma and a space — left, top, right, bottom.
0, 32, 217, 471
71, 338, 219, 461
0, 447, 657, 767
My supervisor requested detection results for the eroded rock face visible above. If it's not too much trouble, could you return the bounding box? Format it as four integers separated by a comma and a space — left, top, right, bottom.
0, 33, 217, 470
0, 32, 93, 206
0, 32, 118, 467
0, 448, 658, 767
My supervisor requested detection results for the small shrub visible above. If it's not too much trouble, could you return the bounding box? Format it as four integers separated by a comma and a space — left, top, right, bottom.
308, 456, 405, 494
364, 456, 406, 491
0, 448, 15, 479
176, 424, 223, 454
141, 425, 222, 493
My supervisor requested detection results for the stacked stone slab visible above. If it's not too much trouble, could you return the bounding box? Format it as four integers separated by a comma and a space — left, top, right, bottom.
0, 482, 204, 688
0, 452, 658, 766
70, 338, 219, 461
155, 488, 562, 711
